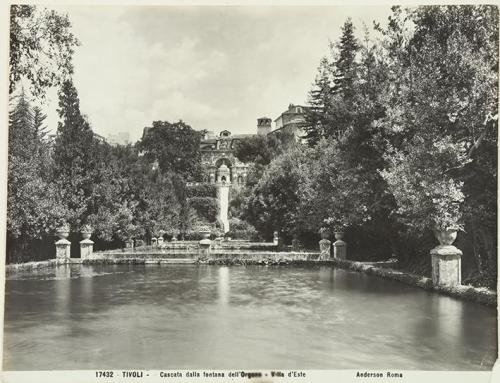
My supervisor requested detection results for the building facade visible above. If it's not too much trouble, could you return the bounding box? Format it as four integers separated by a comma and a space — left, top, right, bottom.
271, 103, 307, 140
146, 107, 305, 232
199, 129, 253, 186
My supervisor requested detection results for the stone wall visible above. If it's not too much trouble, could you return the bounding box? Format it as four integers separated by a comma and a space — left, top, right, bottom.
6, 251, 495, 307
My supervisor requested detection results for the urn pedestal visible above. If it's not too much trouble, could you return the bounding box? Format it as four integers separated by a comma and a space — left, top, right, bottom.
56, 239, 71, 259
431, 247, 462, 287
273, 231, 279, 246
55, 228, 71, 259
333, 232, 346, 260
431, 230, 462, 287
80, 230, 94, 260
80, 238, 94, 260
198, 230, 212, 258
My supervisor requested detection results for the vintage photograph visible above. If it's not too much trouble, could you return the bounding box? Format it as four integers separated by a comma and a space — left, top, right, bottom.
2, 1, 498, 379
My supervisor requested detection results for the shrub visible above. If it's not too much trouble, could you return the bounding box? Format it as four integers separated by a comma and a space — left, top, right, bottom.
188, 197, 218, 222
226, 218, 260, 240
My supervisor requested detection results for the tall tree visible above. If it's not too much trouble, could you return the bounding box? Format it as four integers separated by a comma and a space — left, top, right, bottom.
7, 90, 65, 241
52, 79, 100, 229
242, 145, 309, 241
380, 5, 498, 284
304, 18, 361, 145
138, 120, 204, 181
332, 18, 359, 98
324, 18, 361, 140
303, 57, 333, 145
9, 5, 79, 98
32, 106, 49, 140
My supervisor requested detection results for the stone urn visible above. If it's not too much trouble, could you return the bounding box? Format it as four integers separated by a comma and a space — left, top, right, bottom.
433, 229, 458, 246
334, 231, 345, 241
80, 225, 93, 240
200, 227, 211, 240
56, 224, 70, 240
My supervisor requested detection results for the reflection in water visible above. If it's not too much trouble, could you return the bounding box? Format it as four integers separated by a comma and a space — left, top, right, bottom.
437, 295, 463, 338
55, 265, 71, 319
55, 264, 71, 279
318, 266, 335, 291
440, 297, 466, 364
217, 266, 230, 306
81, 265, 94, 308
3, 264, 498, 371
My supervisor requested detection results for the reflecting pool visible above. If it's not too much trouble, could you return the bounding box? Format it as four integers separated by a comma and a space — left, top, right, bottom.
3, 264, 497, 370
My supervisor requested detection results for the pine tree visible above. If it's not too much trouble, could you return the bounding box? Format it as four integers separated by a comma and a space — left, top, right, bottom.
32, 106, 49, 140
8, 88, 33, 154
323, 18, 360, 140
304, 19, 360, 145
53, 79, 99, 228
7, 90, 63, 242
303, 57, 333, 146
332, 18, 359, 98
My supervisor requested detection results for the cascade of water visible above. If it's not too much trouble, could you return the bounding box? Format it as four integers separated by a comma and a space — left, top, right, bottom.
218, 185, 230, 232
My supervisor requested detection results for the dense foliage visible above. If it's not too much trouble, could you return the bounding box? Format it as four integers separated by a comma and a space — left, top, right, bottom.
9, 5, 79, 98
6, 5, 497, 289
186, 184, 217, 198
237, 6, 498, 287
7, 4, 208, 260
138, 121, 204, 181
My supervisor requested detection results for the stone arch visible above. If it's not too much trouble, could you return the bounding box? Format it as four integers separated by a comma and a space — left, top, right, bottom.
214, 157, 232, 168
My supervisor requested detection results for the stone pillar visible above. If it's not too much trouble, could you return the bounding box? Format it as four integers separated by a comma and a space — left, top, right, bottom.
199, 239, 211, 257
214, 236, 223, 248
430, 230, 462, 287
80, 238, 94, 260
199, 230, 212, 258
333, 231, 346, 260
277, 237, 284, 250
319, 239, 331, 260
430, 246, 462, 287
273, 231, 279, 246
55, 238, 71, 259
333, 239, 347, 260
291, 236, 301, 252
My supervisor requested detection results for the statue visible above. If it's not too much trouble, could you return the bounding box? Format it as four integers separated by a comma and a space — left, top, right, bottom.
319, 239, 331, 260
318, 228, 331, 260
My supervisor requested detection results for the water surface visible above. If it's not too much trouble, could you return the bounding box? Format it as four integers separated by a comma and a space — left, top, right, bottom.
3, 264, 497, 370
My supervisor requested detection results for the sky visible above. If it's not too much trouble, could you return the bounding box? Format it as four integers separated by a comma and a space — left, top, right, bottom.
41, 5, 393, 143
